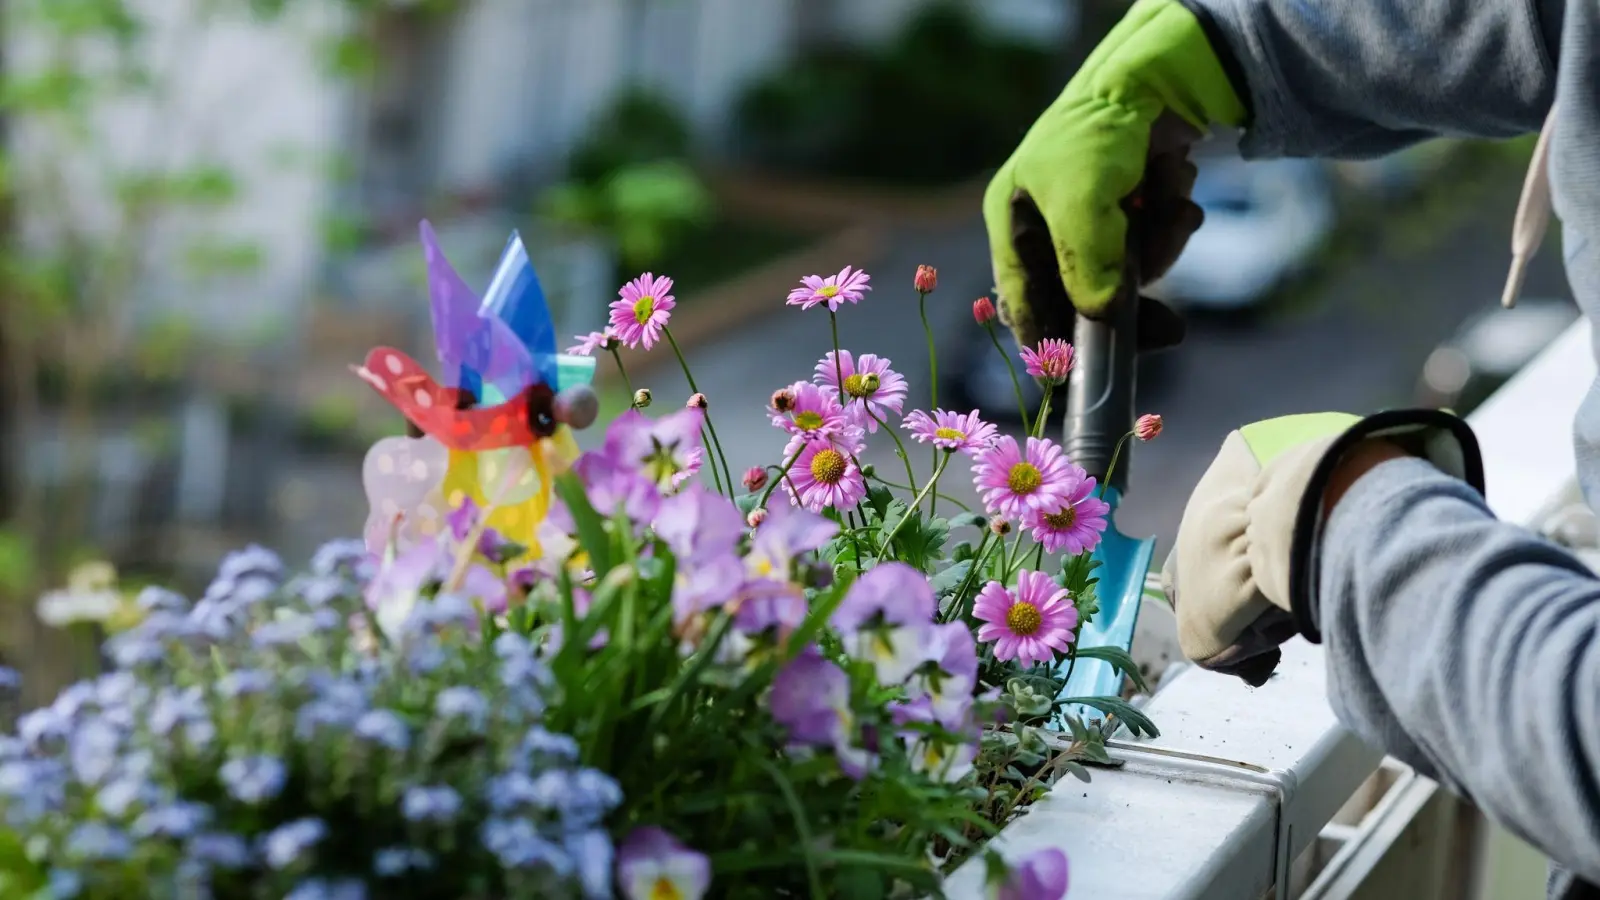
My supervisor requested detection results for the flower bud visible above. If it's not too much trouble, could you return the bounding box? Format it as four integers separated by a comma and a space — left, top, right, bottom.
973, 297, 997, 325
859, 463, 876, 478
914, 264, 938, 294
686, 393, 708, 410
742, 466, 769, 492
1136, 413, 1163, 442
990, 517, 1012, 536
770, 387, 797, 413
632, 388, 653, 408
747, 508, 768, 528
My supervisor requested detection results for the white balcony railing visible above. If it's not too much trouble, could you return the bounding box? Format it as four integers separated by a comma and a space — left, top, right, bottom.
945, 319, 1597, 900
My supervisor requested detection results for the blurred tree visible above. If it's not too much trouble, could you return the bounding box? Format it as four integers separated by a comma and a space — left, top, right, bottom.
0, 0, 451, 706
541, 89, 714, 276
731, 1, 1058, 184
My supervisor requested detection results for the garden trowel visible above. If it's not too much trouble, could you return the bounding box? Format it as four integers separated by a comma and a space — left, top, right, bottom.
1005, 192, 1181, 729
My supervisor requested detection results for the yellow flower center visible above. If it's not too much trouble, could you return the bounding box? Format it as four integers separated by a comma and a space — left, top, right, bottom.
1044, 507, 1076, 530
810, 449, 847, 485
632, 295, 656, 324
934, 426, 965, 442
1006, 462, 1042, 495
843, 373, 879, 398
818, 285, 840, 298
793, 410, 824, 431
650, 877, 683, 900
1006, 601, 1042, 636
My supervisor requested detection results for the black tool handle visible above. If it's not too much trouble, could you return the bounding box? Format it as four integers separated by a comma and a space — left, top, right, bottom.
1062, 210, 1141, 494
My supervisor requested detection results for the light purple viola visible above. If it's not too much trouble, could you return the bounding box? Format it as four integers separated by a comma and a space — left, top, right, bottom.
615, 826, 710, 900
829, 562, 938, 687
654, 485, 743, 565
732, 581, 807, 639
604, 408, 705, 493
445, 497, 512, 560
768, 645, 874, 779
744, 501, 837, 586
769, 646, 849, 746
907, 621, 979, 728
574, 452, 660, 524
671, 554, 745, 627
994, 848, 1070, 900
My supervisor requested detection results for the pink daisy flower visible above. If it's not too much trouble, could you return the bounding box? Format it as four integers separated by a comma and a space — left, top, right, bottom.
784, 437, 867, 513
786, 265, 872, 311
903, 408, 999, 456
608, 273, 676, 350
770, 381, 857, 446
1020, 338, 1075, 385
565, 328, 614, 356
973, 570, 1078, 668
814, 351, 908, 432
972, 435, 1077, 520
1023, 474, 1111, 555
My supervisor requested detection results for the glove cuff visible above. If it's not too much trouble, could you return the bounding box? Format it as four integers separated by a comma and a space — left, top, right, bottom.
1173, 0, 1254, 125
1287, 408, 1486, 644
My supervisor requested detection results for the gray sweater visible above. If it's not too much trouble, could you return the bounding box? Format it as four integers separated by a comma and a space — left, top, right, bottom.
1180, 0, 1600, 896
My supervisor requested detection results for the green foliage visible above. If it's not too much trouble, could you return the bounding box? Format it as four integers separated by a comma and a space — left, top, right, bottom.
542, 160, 714, 271
732, 1, 1059, 184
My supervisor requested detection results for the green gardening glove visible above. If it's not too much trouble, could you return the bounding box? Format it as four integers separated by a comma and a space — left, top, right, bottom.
984, 0, 1247, 351
1163, 410, 1483, 686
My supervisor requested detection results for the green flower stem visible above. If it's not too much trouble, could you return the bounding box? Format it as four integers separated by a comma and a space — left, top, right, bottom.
984, 322, 1032, 434
663, 327, 736, 495
757, 444, 805, 509
1098, 431, 1137, 500
609, 347, 637, 406
1032, 384, 1054, 440
866, 474, 971, 512
866, 409, 919, 507
876, 450, 951, 563
939, 529, 993, 624
700, 428, 726, 495
828, 310, 849, 415
919, 290, 939, 473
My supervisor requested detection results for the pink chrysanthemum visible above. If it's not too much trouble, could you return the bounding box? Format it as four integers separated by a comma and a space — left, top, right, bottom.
1020, 339, 1076, 385
903, 408, 999, 456
1023, 474, 1110, 555
608, 273, 676, 350
814, 351, 908, 432
786, 266, 872, 311
784, 438, 867, 513
565, 328, 614, 356
972, 435, 1077, 520
973, 570, 1078, 667
770, 381, 856, 446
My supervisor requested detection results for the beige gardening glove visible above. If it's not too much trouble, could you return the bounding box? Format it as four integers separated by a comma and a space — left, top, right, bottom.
1163, 410, 1484, 687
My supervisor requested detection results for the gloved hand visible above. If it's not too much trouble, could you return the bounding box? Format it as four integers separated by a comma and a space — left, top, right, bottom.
1163, 411, 1484, 686
984, 0, 1247, 352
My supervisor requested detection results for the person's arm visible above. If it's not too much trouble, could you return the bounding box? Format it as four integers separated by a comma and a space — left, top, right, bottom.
1179, 0, 1565, 158
1319, 456, 1600, 882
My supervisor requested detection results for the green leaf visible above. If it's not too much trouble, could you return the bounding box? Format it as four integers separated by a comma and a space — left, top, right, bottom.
948, 511, 987, 530
928, 560, 972, 598
1070, 645, 1150, 694
1062, 760, 1092, 783
554, 472, 613, 576
1061, 695, 1160, 739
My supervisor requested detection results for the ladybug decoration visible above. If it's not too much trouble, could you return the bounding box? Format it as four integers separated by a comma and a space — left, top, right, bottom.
353, 221, 599, 561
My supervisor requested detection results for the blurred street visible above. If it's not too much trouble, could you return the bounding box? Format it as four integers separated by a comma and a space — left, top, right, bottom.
627, 172, 1568, 552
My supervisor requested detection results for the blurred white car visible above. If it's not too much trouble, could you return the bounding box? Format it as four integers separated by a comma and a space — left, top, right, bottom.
1146, 157, 1335, 312
1415, 296, 1580, 413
